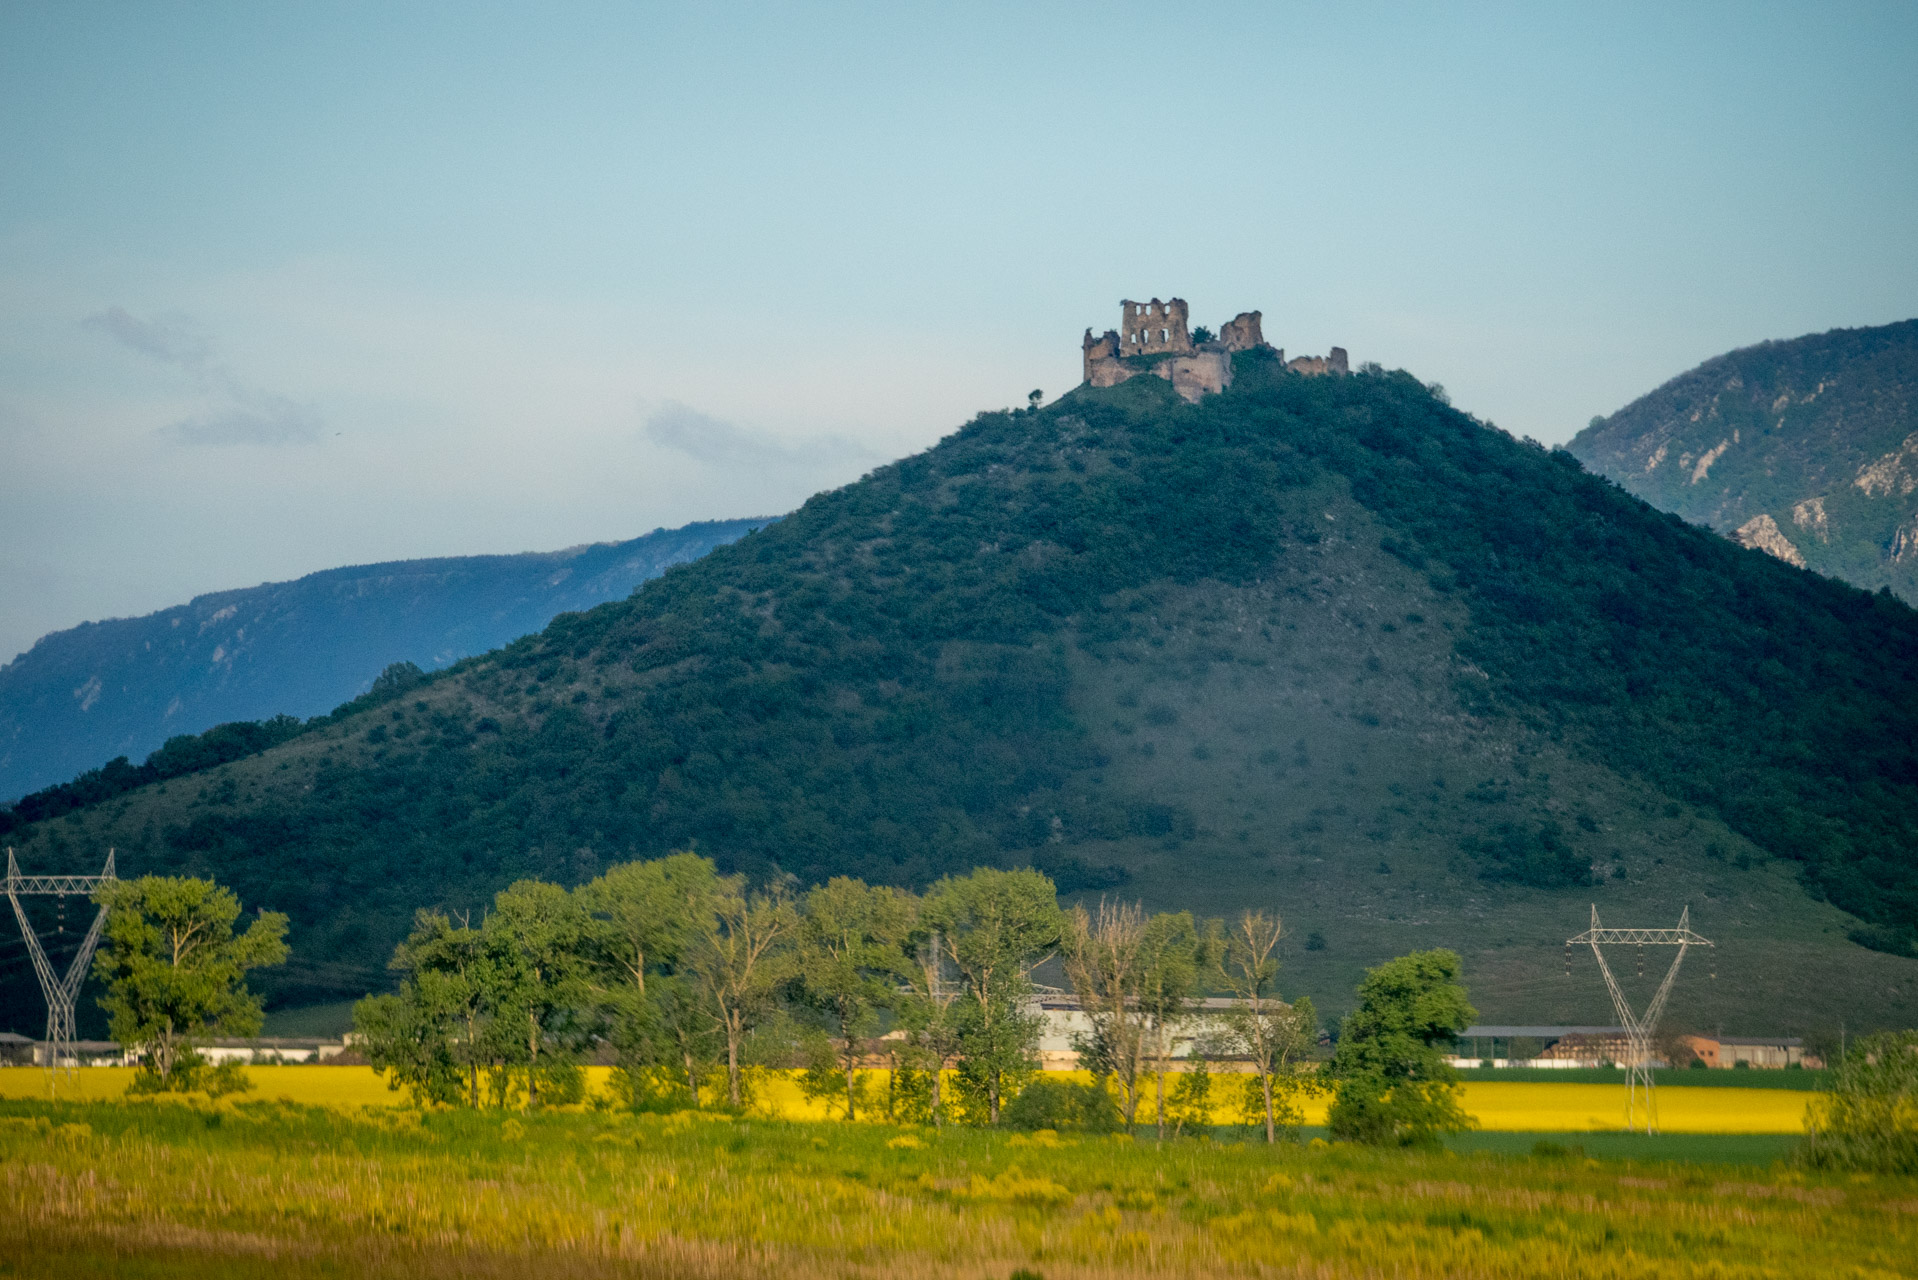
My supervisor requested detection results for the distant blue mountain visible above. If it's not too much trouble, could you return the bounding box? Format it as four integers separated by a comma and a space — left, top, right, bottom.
0, 518, 772, 800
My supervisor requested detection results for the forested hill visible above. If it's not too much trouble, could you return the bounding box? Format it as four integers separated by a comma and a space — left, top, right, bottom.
0, 519, 769, 801
9, 354, 1918, 1036
1569, 320, 1918, 600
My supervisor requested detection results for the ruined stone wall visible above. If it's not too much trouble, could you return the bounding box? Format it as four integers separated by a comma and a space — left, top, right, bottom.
1154, 350, 1232, 403
1287, 347, 1349, 377
1121, 298, 1192, 356
1219, 311, 1267, 353
1082, 329, 1123, 385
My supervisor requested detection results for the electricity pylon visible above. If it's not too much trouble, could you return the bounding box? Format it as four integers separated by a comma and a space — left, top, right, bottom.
1567, 904, 1712, 1134
4, 848, 117, 1089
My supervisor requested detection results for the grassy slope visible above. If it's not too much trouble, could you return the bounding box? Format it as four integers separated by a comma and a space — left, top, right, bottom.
7, 357, 1918, 1036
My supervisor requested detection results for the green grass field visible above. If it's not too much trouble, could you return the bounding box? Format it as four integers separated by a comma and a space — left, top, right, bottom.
1442, 1130, 1803, 1164
0, 1096, 1908, 1279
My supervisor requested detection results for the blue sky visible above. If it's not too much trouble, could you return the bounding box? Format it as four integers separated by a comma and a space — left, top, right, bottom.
2, 1, 1914, 662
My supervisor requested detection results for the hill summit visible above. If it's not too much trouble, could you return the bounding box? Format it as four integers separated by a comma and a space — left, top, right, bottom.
6, 328, 1918, 1036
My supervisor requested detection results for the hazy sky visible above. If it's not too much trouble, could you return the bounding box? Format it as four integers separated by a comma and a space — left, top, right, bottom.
3, 2, 1914, 663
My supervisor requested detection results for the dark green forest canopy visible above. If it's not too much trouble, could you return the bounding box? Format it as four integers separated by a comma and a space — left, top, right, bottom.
10, 352, 1918, 1008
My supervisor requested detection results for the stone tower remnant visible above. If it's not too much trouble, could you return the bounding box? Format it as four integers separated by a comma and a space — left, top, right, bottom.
1218, 310, 1266, 353
1121, 298, 1192, 356
1081, 298, 1346, 404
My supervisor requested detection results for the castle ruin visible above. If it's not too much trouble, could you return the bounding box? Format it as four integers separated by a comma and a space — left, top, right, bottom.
1082, 298, 1347, 403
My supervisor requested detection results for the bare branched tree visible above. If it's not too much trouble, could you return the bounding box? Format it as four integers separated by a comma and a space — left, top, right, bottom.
1218, 909, 1317, 1143
1061, 898, 1152, 1128
687, 877, 796, 1107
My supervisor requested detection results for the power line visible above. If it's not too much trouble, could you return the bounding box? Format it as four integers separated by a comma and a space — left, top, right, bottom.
4, 848, 117, 1093
1566, 903, 1713, 1135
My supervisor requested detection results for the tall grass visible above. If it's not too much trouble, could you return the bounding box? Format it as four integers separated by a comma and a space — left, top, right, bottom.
0, 1097, 1908, 1279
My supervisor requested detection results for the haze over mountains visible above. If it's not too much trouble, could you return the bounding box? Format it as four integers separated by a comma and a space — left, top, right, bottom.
1570, 320, 1918, 600
7, 348, 1917, 1042
0, 519, 769, 802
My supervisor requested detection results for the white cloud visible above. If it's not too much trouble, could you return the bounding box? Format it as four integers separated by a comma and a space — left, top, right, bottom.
162, 399, 321, 446
81, 306, 212, 373
82, 304, 322, 447
643, 400, 875, 470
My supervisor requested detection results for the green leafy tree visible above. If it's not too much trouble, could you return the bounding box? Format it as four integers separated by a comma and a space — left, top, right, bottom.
897, 926, 967, 1125
880, 1036, 935, 1123
1138, 909, 1211, 1139
1166, 1049, 1214, 1139
1327, 949, 1476, 1147
578, 852, 723, 1106
920, 867, 1061, 1124
649, 971, 723, 1106
686, 877, 796, 1107
92, 876, 288, 1086
579, 851, 720, 1000
484, 879, 593, 1109
795, 877, 915, 1121
1216, 910, 1318, 1143
354, 909, 498, 1107
1800, 1030, 1918, 1173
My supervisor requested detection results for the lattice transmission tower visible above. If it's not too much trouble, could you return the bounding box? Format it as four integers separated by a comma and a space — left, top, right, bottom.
4, 848, 117, 1087
1567, 904, 1712, 1134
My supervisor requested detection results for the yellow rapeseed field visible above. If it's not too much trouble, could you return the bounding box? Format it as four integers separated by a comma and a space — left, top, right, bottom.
0, 1065, 1813, 1132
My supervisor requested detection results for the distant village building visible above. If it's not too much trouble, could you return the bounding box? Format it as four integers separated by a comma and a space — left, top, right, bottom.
1449, 1025, 1822, 1069
1448, 1025, 1631, 1069
1081, 298, 1348, 404
0, 1032, 34, 1067
30, 1040, 133, 1069
1027, 992, 1300, 1072
197, 1038, 354, 1066
1680, 1035, 1819, 1069
15, 1037, 352, 1069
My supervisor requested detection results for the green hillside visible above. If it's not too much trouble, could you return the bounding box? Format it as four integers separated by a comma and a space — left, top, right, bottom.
7, 352, 1918, 1036
1568, 320, 1918, 599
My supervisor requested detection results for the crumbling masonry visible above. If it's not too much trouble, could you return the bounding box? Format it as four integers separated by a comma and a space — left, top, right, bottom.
1082, 298, 1347, 403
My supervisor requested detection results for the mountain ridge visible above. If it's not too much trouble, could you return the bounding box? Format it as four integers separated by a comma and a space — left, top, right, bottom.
0, 518, 771, 801
1568, 319, 1918, 600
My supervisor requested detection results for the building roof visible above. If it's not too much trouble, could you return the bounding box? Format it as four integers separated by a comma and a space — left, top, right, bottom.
1717, 1036, 1804, 1047
1031, 995, 1271, 1012
1458, 1026, 1627, 1038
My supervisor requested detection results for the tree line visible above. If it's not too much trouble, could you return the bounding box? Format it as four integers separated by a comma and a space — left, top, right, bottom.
80, 856, 1487, 1147
339, 851, 1477, 1143
71, 863, 1918, 1165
